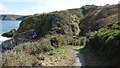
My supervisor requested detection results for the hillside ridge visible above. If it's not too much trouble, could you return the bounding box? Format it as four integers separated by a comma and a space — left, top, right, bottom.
0, 14, 29, 20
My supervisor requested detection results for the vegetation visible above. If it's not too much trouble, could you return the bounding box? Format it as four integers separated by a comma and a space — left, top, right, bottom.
86, 23, 120, 65
18, 10, 81, 37
1, 4, 119, 66
2, 29, 17, 38
48, 46, 69, 57
1, 34, 83, 66
81, 5, 97, 16
79, 5, 118, 35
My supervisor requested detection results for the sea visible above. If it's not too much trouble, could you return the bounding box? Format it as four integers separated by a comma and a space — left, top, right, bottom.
0, 20, 21, 45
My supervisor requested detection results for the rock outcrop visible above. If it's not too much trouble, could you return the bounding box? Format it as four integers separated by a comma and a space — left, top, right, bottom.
2, 29, 17, 38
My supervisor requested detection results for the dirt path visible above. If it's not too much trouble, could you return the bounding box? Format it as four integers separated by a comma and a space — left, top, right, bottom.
42, 45, 108, 66
70, 46, 85, 66
40, 46, 85, 66
73, 50, 85, 66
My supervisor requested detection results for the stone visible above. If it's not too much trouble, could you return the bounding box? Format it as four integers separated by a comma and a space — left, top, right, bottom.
2, 29, 16, 38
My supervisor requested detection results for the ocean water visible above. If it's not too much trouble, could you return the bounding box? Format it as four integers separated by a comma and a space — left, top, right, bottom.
0, 20, 21, 44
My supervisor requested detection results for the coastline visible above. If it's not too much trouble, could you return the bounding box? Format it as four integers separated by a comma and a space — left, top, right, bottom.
0, 35, 11, 45
0, 20, 21, 45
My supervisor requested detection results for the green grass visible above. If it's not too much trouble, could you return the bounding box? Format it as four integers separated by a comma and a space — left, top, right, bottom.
48, 45, 84, 57
48, 46, 69, 57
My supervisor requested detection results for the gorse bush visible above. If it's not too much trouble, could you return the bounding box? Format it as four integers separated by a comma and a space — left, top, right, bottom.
41, 41, 54, 52
87, 23, 120, 65
50, 35, 84, 47
108, 23, 120, 29
50, 35, 73, 47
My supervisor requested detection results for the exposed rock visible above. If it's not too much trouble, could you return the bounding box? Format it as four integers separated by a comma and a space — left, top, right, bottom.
41, 63, 46, 66
2, 29, 17, 38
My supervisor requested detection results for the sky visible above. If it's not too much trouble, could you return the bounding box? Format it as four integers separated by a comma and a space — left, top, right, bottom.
0, 0, 120, 15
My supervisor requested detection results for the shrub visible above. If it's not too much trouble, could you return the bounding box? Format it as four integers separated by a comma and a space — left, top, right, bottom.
41, 41, 54, 52
87, 23, 120, 65
1, 40, 54, 66
50, 35, 73, 47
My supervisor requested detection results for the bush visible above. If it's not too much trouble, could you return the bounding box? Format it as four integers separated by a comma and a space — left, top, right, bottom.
50, 35, 73, 47
87, 23, 120, 65
1, 40, 54, 66
41, 41, 54, 52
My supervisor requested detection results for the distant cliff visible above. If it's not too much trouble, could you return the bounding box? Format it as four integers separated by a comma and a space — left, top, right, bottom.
0, 15, 29, 20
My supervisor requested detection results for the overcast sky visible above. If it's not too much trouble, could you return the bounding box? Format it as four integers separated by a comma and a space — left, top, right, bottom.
0, 0, 119, 15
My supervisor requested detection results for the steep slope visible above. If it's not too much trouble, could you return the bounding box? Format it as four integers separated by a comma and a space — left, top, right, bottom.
80, 5, 118, 35
1, 9, 84, 52
17, 10, 81, 37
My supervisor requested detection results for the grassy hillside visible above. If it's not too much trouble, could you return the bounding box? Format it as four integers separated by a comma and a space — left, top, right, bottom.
80, 5, 118, 35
